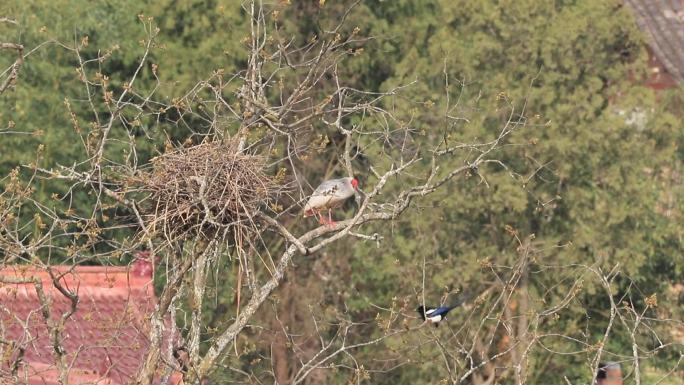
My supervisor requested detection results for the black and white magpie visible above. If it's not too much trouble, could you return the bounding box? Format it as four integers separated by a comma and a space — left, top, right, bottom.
416, 301, 463, 327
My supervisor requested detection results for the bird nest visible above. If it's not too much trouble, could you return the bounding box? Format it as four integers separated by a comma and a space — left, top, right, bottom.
133, 140, 277, 242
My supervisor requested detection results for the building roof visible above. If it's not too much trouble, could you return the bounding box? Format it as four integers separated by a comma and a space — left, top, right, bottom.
625, 0, 684, 85
0, 263, 180, 385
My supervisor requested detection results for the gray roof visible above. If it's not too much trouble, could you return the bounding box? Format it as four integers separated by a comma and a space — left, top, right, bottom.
625, 0, 684, 84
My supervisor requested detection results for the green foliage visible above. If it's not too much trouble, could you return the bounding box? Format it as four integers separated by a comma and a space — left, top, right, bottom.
338, 0, 682, 383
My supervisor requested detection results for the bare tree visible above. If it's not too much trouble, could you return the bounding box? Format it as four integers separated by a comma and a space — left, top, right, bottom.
1, 2, 682, 385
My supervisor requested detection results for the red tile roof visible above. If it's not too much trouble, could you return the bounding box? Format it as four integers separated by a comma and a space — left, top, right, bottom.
0, 264, 181, 385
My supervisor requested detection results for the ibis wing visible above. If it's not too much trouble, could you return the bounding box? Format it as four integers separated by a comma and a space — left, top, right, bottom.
312, 179, 341, 196
304, 179, 346, 213
303, 194, 336, 214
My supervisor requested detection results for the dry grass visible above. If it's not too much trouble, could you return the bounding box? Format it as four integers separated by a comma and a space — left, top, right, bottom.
133, 139, 277, 243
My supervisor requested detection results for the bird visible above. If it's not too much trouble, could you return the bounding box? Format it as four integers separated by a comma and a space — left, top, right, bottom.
416, 302, 463, 327
303, 176, 359, 225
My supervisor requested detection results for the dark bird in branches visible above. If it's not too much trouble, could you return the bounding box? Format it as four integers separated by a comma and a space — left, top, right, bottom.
416, 300, 464, 327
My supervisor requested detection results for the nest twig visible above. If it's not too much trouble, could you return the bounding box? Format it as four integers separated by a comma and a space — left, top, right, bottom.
133, 139, 277, 244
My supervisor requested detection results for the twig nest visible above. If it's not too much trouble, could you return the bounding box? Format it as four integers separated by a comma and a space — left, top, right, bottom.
135, 139, 277, 241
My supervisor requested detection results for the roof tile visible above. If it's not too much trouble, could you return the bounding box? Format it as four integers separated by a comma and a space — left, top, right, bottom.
0, 265, 181, 385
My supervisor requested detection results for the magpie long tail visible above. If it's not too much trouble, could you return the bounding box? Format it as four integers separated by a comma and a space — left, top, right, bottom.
447, 298, 466, 311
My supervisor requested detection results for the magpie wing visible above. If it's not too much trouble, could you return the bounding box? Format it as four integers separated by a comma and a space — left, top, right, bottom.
432, 307, 454, 317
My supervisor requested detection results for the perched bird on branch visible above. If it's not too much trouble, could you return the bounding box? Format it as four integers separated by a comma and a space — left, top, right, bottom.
416, 302, 463, 327
304, 177, 359, 225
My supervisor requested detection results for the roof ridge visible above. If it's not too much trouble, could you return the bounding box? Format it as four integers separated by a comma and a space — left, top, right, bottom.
0, 265, 153, 290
